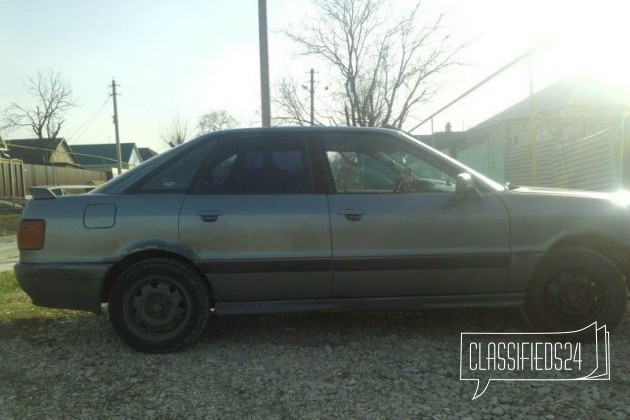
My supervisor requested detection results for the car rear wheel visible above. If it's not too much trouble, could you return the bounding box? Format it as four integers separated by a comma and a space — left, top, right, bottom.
109, 258, 210, 353
523, 247, 628, 337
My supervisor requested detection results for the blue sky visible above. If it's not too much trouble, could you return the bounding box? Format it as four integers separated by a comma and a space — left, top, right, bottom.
1, 0, 629, 152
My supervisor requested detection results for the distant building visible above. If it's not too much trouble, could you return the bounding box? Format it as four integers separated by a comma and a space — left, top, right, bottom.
415, 123, 467, 158
71, 143, 143, 170
455, 78, 630, 190
138, 147, 159, 162
4, 138, 80, 166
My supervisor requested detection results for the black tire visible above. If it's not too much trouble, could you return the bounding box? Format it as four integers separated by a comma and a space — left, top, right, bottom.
523, 247, 628, 337
108, 258, 210, 353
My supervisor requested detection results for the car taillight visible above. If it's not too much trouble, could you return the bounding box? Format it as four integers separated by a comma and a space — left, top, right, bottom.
18, 219, 46, 251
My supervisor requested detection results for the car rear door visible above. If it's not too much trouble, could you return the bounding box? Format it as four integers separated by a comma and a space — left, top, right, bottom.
178, 132, 332, 302
319, 132, 511, 298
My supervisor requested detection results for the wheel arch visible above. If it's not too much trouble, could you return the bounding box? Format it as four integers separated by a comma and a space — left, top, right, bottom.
101, 250, 212, 304
544, 233, 630, 280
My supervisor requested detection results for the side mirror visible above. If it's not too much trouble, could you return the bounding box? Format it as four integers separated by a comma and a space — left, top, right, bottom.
455, 173, 482, 199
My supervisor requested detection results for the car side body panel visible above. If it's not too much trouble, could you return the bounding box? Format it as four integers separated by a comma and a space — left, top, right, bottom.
498, 188, 630, 291
328, 192, 512, 296
179, 194, 333, 301
20, 194, 186, 264
215, 292, 526, 315
18, 193, 187, 311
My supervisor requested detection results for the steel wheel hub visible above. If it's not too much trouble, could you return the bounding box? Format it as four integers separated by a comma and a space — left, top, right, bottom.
126, 279, 189, 338
547, 272, 603, 320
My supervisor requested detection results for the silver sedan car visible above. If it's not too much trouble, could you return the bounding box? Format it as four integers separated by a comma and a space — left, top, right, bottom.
15, 127, 629, 352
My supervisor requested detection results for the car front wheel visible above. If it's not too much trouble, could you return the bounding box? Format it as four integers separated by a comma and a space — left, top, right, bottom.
523, 247, 628, 336
109, 258, 210, 353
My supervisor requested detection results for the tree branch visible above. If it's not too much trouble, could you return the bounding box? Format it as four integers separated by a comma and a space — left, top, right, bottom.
280, 0, 465, 129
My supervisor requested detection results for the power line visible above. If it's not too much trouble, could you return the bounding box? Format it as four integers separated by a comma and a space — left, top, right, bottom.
3, 142, 119, 164
68, 96, 111, 144
408, 40, 549, 134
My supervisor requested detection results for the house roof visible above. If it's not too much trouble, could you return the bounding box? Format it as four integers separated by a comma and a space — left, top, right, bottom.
71, 143, 139, 166
138, 147, 158, 162
4, 138, 79, 165
415, 131, 467, 151
472, 78, 630, 130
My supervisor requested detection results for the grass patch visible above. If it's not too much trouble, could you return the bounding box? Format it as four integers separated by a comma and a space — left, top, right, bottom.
0, 213, 20, 237
0, 271, 85, 321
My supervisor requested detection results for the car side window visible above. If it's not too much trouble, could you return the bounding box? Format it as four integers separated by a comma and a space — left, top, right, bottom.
137, 140, 217, 193
209, 153, 238, 190
200, 136, 313, 194
323, 136, 456, 194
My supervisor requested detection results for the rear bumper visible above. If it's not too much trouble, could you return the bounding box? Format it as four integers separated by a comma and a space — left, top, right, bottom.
14, 262, 111, 313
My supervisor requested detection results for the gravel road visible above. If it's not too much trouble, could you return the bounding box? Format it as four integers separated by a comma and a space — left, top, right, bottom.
0, 306, 629, 419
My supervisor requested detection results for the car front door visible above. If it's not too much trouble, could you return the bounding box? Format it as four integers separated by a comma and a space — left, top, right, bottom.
178, 133, 332, 302
320, 132, 511, 298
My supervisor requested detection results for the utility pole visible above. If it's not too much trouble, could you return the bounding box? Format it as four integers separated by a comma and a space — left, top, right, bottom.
258, 0, 271, 127
111, 79, 122, 174
309, 68, 315, 126
528, 54, 537, 186
302, 69, 319, 125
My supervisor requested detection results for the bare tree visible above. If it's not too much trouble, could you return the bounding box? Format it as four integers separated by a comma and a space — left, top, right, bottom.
196, 110, 238, 135
273, 77, 314, 126
160, 114, 190, 148
278, 0, 464, 128
2, 69, 75, 139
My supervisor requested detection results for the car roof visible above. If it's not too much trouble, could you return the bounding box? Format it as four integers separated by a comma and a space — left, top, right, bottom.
202, 126, 404, 137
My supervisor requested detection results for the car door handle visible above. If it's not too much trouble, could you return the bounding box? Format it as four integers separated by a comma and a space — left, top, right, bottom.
340, 209, 366, 221
199, 211, 221, 223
